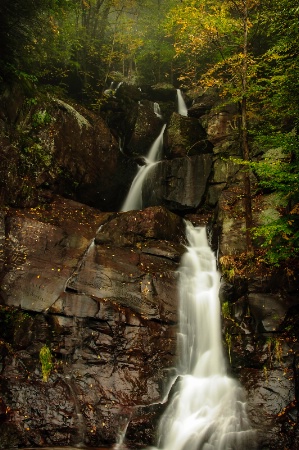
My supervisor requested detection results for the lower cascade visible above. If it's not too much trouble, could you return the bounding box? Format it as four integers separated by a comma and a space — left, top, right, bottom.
151, 223, 256, 450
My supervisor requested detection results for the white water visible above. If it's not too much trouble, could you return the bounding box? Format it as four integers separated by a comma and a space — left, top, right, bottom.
121, 124, 166, 212
152, 224, 255, 450
177, 89, 188, 116
154, 102, 162, 118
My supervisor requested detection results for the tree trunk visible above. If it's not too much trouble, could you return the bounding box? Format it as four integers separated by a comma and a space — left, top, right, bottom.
241, 0, 253, 254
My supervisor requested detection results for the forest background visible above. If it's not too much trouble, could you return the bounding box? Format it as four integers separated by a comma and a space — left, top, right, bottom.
0, 0, 299, 269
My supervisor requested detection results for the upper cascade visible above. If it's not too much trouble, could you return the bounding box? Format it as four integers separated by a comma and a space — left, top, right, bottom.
154, 102, 162, 118
177, 89, 188, 116
121, 123, 166, 212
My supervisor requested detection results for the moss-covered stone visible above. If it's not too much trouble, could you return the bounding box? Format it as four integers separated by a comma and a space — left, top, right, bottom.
165, 112, 208, 158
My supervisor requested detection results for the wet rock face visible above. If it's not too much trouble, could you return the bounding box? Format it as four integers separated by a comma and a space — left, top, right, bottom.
0, 202, 184, 448
95, 206, 187, 247
165, 112, 209, 159
221, 272, 299, 450
0, 91, 134, 211
49, 99, 134, 211
126, 101, 165, 156
142, 154, 213, 212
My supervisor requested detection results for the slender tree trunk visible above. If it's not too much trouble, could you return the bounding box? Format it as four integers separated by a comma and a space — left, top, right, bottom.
241, 0, 253, 254
103, 32, 116, 87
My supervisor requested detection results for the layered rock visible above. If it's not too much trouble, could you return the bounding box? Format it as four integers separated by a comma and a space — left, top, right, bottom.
220, 270, 299, 450
0, 201, 186, 448
142, 154, 213, 212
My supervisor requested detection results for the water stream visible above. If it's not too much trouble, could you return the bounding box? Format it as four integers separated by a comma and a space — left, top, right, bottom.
121, 123, 166, 212
63, 373, 86, 448
154, 102, 162, 118
176, 89, 188, 116
150, 223, 255, 450
119, 96, 255, 447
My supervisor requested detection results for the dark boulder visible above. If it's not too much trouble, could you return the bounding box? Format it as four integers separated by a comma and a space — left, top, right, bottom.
126, 101, 165, 157
142, 154, 213, 212
165, 112, 210, 159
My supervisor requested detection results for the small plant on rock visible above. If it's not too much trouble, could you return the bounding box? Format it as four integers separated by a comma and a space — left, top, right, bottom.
39, 345, 53, 382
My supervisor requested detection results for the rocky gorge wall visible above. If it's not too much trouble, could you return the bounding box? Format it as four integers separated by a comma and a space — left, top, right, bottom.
0, 83, 299, 449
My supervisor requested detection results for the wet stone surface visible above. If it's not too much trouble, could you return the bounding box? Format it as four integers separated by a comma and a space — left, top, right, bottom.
0, 204, 181, 448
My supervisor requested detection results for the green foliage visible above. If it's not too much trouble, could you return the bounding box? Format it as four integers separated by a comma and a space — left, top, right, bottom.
39, 345, 53, 382
252, 217, 299, 266
249, 132, 299, 265
20, 142, 52, 175
221, 301, 231, 319
230, 139, 299, 266
246, 0, 299, 268
14, 70, 38, 84
252, 133, 299, 194
25, 97, 38, 107
32, 110, 52, 128
4, 98, 56, 206
0, 0, 179, 100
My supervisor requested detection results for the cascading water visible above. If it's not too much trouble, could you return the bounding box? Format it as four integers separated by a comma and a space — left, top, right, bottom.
110, 81, 123, 90
151, 223, 255, 450
177, 89, 188, 116
154, 102, 162, 118
63, 372, 86, 447
114, 415, 132, 450
117, 93, 255, 449
121, 123, 166, 212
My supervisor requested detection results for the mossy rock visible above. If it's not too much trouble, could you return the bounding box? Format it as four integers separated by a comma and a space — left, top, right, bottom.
165, 112, 208, 158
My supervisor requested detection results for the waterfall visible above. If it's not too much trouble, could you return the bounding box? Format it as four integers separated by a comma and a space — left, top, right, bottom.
114, 414, 132, 450
109, 81, 123, 90
121, 124, 166, 212
152, 223, 255, 450
177, 89, 188, 116
119, 137, 124, 154
62, 318, 87, 449
63, 373, 86, 447
154, 102, 162, 118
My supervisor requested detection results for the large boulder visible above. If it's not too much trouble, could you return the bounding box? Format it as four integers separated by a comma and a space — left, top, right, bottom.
0, 201, 185, 448
0, 89, 135, 211
139, 84, 182, 122
101, 82, 141, 148
142, 154, 213, 212
126, 101, 165, 157
95, 206, 186, 247
165, 112, 210, 159
142, 84, 178, 103
49, 98, 135, 211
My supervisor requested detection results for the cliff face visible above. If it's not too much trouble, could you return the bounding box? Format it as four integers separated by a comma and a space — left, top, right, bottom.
0, 84, 299, 449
